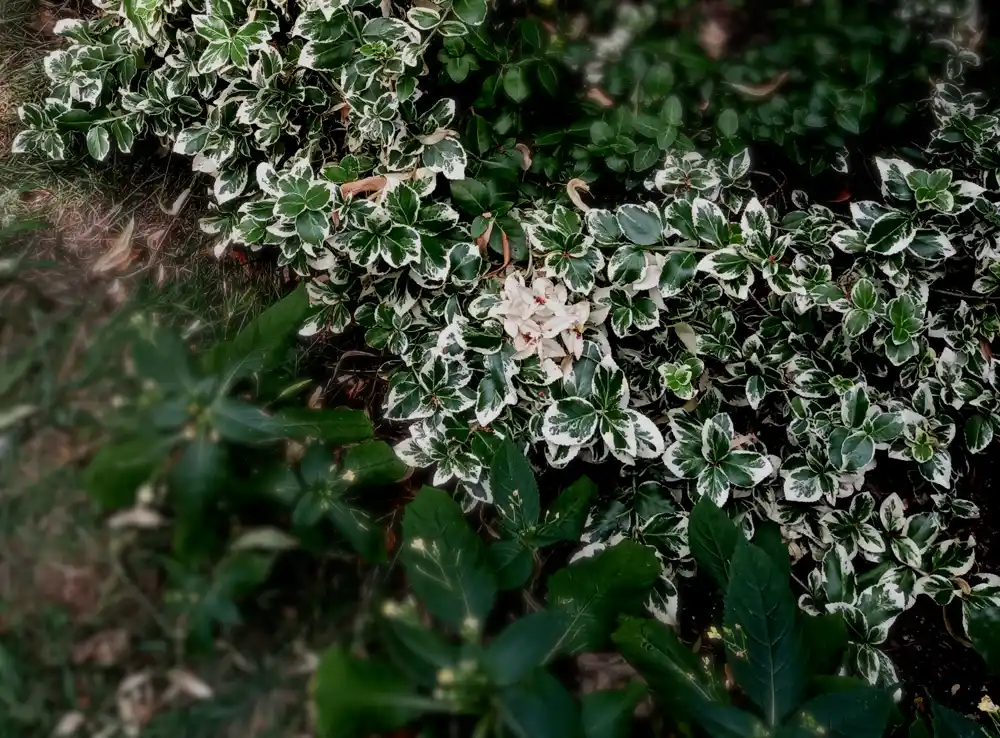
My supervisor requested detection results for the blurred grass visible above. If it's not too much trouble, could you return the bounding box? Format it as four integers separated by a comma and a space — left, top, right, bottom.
0, 1, 315, 735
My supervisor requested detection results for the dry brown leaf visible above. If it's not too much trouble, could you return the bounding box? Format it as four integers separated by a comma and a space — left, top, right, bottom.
73, 628, 130, 667
728, 71, 790, 100
107, 506, 167, 530
158, 187, 192, 216
514, 143, 532, 171
698, 18, 728, 60
585, 87, 614, 108
117, 671, 156, 737
167, 668, 214, 700
92, 217, 135, 274
566, 179, 591, 212
53, 711, 86, 736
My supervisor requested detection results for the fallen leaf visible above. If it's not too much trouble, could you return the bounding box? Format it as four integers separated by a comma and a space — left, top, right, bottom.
0, 404, 37, 431
698, 18, 728, 60
116, 671, 155, 738
107, 506, 167, 530
158, 186, 192, 216
829, 187, 852, 203
73, 629, 130, 667
53, 711, 86, 736
728, 71, 790, 99
566, 179, 591, 212
585, 87, 614, 108
672, 322, 699, 356
230, 527, 299, 552
167, 668, 214, 700
92, 217, 135, 274
514, 143, 532, 171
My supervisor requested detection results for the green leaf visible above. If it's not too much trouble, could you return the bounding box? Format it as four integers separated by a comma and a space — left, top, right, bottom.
580, 683, 646, 738
965, 414, 994, 454
207, 284, 309, 377
488, 539, 534, 590
778, 688, 893, 738
497, 669, 581, 738
484, 610, 567, 686
453, 0, 487, 26
380, 611, 457, 688
86, 125, 110, 161
754, 522, 790, 583
717, 109, 739, 138
930, 703, 983, 738
547, 541, 660, 653
490, 440, 540, 536
590, 120, 614, 146
273, 407, 373, 444
401, 487, 497, 628
313, 648, 426, 738
170, 436, 228, 518
84, 436, 170, 509
502, 65, 529, 103
450, 178, 492, 216
616, 203, 662, 246
613, 616, 728, 721
328, 500, 386, 563
800, 613, 848, 676
724, 543, 806, 725
696, 704, 770, 738
965, 601, 1000, 672
341, 440, 408, 487
535, 476, 595, 546
689, 496, 740, 588
211, 397, 287, 445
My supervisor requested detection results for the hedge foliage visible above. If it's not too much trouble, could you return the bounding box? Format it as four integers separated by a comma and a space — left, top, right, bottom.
17, 0, 1000, 702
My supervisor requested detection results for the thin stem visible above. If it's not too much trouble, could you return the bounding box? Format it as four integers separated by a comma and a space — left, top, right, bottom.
657, 245, 717, 254
930, 287, 1000, 301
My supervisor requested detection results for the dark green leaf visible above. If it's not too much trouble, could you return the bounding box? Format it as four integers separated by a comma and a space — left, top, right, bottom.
777, 688, 893, 738
800, 613, 848, 676
966, 601, 1000, 672
580, 683, 646, 738
502, 65, 529, 103
170, 436, 227, 518
488, 539, 534, 590
547, 542, 660, 653
211, 397, 287, 445
206, 285, 309, 377
930, 703, 982, 738
724, 544, 806, 725
273, 407, 373, 444
313, 648, 426, 738
485, 610, 568, 686
497, 669, 580, 738
401, 487, 497, 628
613, 616, 728, 721
689, 496, 740, 588
754, 522, 790, 583
341, 440, 408, 487
450, 178, 492, 216
84, 436, 170, 509
535, 476, 595, 546
453, 0, 487, 26
490, 440, 540, 536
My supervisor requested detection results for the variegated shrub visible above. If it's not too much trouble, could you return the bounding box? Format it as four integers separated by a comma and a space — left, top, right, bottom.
14, 0, 1000, 692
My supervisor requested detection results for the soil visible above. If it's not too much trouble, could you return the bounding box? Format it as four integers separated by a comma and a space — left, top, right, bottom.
887, 451, 1000, 719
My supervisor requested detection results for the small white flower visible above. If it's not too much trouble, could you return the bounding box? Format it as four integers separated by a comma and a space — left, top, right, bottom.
410, 538, 427, 552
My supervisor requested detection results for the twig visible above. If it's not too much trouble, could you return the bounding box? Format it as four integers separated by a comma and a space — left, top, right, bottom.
485, 231, 511, 277
340, 175, 387, 199
943, 605, 974, 648
930, 287, 1000, 301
